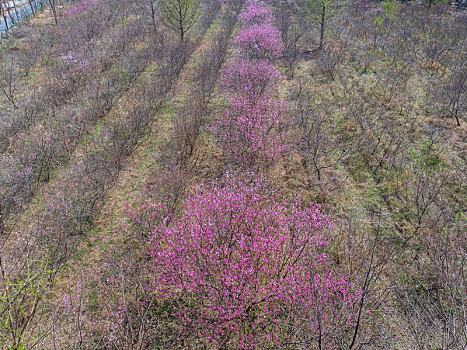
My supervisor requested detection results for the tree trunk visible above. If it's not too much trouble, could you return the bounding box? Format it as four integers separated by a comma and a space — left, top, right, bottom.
319, 1, 325, 50
48, 0, 57, 24
179, 3, 184, 41
1, 9, 8, 33
150, 1, 157, 31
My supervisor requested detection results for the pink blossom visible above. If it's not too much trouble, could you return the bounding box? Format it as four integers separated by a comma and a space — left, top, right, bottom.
238, 2, 275, 26
63, 0, 97, 17
147, 174, 362, 347
220, 58, 281, 99
211, 94, 287, 166
213, 0, 286, 167
235, 23, 282, 61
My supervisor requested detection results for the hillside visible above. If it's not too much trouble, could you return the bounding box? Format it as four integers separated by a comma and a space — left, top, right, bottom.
0, 0, 465, 349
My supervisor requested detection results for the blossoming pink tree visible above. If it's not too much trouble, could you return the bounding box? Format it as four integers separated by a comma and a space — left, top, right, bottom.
148, 175, 362, 348
235, 23, 283, 61
238, 1, 275, 26
63, 0, 97, 17
212, 0, 287, 167
220, 58, 281, 100
211, 94, 287, 165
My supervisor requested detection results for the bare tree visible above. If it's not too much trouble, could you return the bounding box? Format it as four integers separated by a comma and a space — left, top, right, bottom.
293, 81, 353, 181
139, 0, 161, 31
432, 64, 467, 126
316, 43, 347, 81
161, 0, 200, 41
276, 0, 304, 77
0, 48, 35, 110
297, 0, 342, 50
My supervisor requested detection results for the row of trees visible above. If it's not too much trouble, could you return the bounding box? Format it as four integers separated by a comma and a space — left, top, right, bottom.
212, 1, 287, 167
0, 0, 221, 347
88, 1, 370, 348
76, 0, 246, 347
0, 0, 465, 348
275, 0, 465, 347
